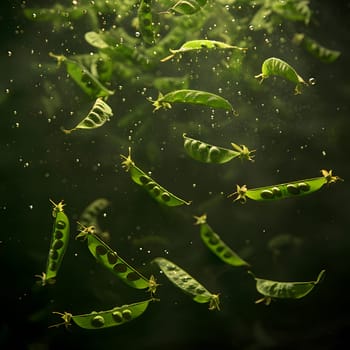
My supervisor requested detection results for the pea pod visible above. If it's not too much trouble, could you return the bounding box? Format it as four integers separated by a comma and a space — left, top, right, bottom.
61, 98, 113, 134
161, 39, 247, 62
164, 0, 207, 15
76, 224, 158, 295
229, 169, 343, 203
36, 200, 70, 286
194, 214, 250, 267
249, 270, 326, 305
153, 257, 220, 310
183, 133, 254, 164
293, 33, 341, 63
138, 0, 157, 45
50, 299, 154, 329
85, 31, 109, 49
149, 89, 234, 113
49, 52, 114, 98
120, 147, 191, 206
255, 57, 308, 94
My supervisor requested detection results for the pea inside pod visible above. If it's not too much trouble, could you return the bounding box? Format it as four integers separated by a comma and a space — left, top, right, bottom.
249, 270, 326, 305
120, 147, 191, 207
153, 257, 220, 311
183, 133, 255, 164
35, 199, 70, 286
229, 169, 343, 203
76, 224, 158, 295
50, 298, 155, 329
194, 214, 250, 267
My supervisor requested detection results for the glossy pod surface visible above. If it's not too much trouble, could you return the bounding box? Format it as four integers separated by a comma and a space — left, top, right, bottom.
194, 214, 250, 267
230, 169, 342, 203
121, 148, 191, 206
76, 225, 158, 294
249, 270, 326, 305
183, 133, 254, 164
154, 257, 220, 310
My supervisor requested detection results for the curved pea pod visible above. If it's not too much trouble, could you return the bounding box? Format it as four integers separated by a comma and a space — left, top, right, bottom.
254, 57, 308, 94
183, 133, 255, 164
120, 147, 191, 207
84, 31, 109, 49
138, 0, 157, 45
293, 33, 341, 63
160, 39, 247, 62
76, 224, 158, 295
249, 270, 326, 305
149, 89, 234, 113
228, 169, 343, 203
49, 52, 114, 98
50, 298, 155, 329
153, 257, 220, 310
164, 0, 207, 15
194, 214, 250, 267
36, 200, 70, 286
61, 97, 113, 134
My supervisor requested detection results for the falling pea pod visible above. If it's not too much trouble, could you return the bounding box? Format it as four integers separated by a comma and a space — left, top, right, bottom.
163, 0, 208, 16
76, 224, 158, 295
120, 147, 191, 206
50, 298, 155, 329
149, 89, 235, 113
229, 169, 343, 203
249, 270, 326, 305
153, 257, 220, 311
255, 57, 308, 94
36, 200, 70, 286
61, 97, 113, 134
160, 39, 247, 62
194, 214, 250, 267
138, 0, 157, 45
183, 133, 255, 164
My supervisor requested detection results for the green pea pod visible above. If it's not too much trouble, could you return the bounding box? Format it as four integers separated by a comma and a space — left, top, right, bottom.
183, 133, 254, 164
120, 147, 191, 207
149, 89, 234, 113
255, 57, 308, 94
249, 270, 326, 305
61, 98, 113, 134
36, 200, 70, 286
138, 0, 157, 45
164, 0, 207, 15
76, 225, 158, 295
160, 39, 247, 62
85, 31, 109, 49
50, 299, 155, 329
153, 257, 220, 310
229, 169, 343, 203
49, 52, 114, 98
293, 33, 341, 63
194, 214, 250, 267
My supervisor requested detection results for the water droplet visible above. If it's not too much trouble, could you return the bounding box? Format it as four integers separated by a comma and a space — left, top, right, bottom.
135, 31, 140, 38
308, 77, 316, 85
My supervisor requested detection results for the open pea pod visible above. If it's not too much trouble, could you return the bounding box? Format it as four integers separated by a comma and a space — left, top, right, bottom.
50, 298, 155, 329
49, 52, 114, 98
255, 57, 308, 94
229, 169, 343, 203
120, 147, 191, 207
35, 200, 70, 286
149, 89, 234, 113
183, 133, 254, 164
76, 224, 158, 295
161, 39, 247, 62
194, 214, 250, 267
249, 270, 326, 305
61, 97, 113, 134
153, 257, 220, 310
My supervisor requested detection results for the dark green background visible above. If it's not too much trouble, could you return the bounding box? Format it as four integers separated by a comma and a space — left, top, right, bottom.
1, 1, 350, 349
